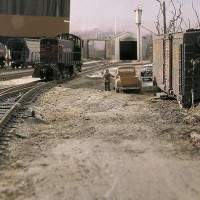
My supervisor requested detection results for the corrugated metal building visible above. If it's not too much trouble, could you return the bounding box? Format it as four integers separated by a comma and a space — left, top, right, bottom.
106, 32, 137, 61
0, 0, 70, 37
106, 32, 148, 61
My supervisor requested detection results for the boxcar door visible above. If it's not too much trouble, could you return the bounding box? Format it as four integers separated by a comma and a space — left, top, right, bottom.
163, 34, 173, 93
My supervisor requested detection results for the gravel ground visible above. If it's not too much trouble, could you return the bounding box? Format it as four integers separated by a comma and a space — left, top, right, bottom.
0, 70, 200, 200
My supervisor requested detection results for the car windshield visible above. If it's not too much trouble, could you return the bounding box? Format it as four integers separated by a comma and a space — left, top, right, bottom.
118, 68, 135, 73
145, 66, 153, 70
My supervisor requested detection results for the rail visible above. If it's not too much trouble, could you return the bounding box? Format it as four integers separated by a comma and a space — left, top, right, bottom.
0, 60, 121, 155
0, 81, 54, 130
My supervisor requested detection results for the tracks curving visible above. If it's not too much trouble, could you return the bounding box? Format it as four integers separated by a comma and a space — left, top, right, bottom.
0, 81, 55, 156
0, 81, 54, 129
0, 70, 33, 81
0, 61, 116, 156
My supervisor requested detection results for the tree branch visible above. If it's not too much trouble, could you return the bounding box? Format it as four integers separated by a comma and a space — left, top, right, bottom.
192, 1, 200, 29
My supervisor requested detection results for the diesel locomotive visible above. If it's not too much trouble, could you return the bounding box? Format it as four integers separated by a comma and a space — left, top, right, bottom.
153, 29, 200, 107
32, 33, 83, 80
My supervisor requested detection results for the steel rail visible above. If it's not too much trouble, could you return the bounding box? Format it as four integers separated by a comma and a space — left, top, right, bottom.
0, 61, 115, 130
0, 81, 54, 130
0, 70, 33, 81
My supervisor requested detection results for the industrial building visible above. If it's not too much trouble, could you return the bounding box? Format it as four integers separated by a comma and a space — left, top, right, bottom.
106, 32, 147, 61
105, 32, 148, 61
113, 32, 137, 61
0, 0, 70, 37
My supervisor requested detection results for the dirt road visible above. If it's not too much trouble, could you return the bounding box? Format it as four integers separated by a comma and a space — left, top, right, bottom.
0, 71, 200, 200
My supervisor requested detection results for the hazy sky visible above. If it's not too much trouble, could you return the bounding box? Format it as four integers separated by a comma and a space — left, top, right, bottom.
70, 0, 200, 35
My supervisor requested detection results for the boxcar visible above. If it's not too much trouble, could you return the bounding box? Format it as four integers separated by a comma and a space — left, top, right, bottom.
153, 29, 200, 107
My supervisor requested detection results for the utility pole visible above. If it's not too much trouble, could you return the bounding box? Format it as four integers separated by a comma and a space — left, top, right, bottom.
134, 6, 142, 62
115, 18, 117, 35
163, 1, 167, 34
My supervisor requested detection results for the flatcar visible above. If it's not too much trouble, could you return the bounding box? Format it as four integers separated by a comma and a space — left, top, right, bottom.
153, 29, 200, 107
7, 38, 40, 69
32, 33, 83, 80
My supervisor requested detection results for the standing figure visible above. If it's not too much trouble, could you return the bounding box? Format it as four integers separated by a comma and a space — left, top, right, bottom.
103, 68, 114, 91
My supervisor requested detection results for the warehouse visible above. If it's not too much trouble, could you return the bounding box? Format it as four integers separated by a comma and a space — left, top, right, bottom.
106, 31, 148, 61
105, 32, 137, 61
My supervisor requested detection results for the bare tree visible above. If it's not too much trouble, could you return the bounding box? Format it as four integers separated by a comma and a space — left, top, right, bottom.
155, 0, 163, 35
167, 0, 183, 33
192, 1, 200, 29
155, 0, 200, 34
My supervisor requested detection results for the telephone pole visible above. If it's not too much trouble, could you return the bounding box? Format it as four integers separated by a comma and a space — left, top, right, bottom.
163, 1, 167, 34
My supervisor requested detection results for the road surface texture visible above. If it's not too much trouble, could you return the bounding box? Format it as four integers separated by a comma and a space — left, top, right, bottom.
1, 70, 200, 200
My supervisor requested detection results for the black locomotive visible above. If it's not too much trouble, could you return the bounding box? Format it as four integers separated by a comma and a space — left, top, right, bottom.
32, 33, 83, 80
153, 29, 200, 107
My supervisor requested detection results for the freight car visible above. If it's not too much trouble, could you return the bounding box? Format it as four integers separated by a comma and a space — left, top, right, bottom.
0, 42, 7, 68
153, 29, 200, 107
7, 38, 40, 69
32, 33, 83, 80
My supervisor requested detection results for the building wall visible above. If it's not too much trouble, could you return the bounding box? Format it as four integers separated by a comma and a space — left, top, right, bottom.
0, 0, 70, 17
0, 15, 69, 37
114, 32, 137, 61
0, 0, 70, 37
106, 39, 115, 60
142, 37, 147, 60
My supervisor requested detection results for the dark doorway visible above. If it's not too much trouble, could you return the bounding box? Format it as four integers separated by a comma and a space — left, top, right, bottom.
120, 41, 137, 60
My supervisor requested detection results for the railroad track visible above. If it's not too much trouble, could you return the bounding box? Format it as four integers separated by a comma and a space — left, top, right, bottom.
0, 62, 101, 82
0, 70, 33, 81
0, 60, 115, 82
0, 61, 121, 131
0, 81, 55, 156
0, 61, 114, 156
0, 61, 129, 131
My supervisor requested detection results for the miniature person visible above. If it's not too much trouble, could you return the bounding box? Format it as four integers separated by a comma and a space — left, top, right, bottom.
103, 68, 114, 91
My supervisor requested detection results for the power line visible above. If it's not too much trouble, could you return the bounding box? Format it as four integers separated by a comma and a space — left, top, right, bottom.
140, 25, 158, 35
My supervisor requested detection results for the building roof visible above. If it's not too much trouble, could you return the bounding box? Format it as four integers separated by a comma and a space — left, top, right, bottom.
113, 31, 137, 39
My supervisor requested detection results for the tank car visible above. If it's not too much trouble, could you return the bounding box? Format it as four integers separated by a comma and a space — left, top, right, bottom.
7, 38, 40, 69
32, 33, 83, 80
0, 42, 7, 68
153, 29, 200, 107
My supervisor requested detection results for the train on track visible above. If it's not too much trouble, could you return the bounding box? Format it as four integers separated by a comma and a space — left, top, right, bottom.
32, 33, 83, 80
153, 29, 200, 107
7, 38, 40, 69
0, 42, 7, 68
0, 33, 83, 78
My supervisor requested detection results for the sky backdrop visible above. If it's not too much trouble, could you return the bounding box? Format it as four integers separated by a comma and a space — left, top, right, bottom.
70, 0, 200, 35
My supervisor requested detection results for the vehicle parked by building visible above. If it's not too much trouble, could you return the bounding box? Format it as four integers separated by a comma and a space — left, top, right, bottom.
153, 29, 200, 107
113, 66, 141, 93
140, 64, 153, 81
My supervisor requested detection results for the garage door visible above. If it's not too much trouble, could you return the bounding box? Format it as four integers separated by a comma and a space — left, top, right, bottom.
120, 41, 137, 60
